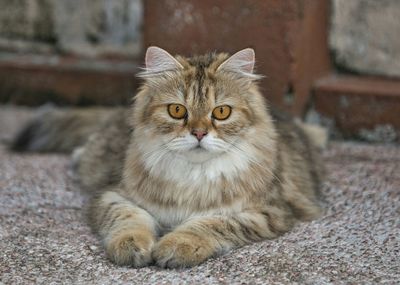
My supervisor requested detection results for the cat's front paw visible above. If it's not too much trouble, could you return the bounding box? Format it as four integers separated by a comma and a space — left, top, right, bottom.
152, 232, 215, 268
105, 229, 155, 267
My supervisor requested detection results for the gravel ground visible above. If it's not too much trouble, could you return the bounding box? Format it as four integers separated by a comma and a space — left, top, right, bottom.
0, 106, 399, 284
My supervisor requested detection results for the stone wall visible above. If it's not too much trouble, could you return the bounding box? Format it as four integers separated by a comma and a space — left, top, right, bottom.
330, 0, 400, 77
144, 0, 331, 116
0, 0, 143, 58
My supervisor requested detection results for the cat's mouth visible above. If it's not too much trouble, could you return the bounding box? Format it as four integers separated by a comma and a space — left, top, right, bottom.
192, 144, 206, 151
188, 143, 211, 154
175, 141, 226, 163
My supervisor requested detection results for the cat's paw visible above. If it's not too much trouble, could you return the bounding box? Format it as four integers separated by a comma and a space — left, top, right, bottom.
105, 229, 155, 267
152, 232, 215, 268
71, 146, 85, 170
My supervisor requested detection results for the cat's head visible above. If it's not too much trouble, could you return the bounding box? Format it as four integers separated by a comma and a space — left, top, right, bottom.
132, 46, 273, 164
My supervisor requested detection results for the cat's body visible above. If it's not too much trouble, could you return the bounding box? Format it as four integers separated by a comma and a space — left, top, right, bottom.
12, 47, 326, 268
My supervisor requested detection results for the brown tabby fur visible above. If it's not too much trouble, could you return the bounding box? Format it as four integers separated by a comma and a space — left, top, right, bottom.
12, 48, 325, 268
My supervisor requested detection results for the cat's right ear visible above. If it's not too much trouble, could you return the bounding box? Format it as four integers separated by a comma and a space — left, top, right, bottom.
142, 46, 183, 76
217, 48, 262, 80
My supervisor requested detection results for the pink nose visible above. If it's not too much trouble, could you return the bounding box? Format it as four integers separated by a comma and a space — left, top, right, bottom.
191, 129, 208, 141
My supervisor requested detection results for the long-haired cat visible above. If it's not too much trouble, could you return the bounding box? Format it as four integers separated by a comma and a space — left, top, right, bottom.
12, 47, 326, 268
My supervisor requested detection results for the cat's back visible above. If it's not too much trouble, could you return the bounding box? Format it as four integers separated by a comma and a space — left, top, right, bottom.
270, 110, 325, 220
73, 108, 132, 190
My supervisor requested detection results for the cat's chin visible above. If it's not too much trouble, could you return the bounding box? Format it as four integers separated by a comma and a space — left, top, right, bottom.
180, 147, 221, 164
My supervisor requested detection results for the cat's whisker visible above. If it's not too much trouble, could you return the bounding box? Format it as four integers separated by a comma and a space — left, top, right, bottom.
141, 144, 168, 159
140, 139, 176, 166
224, 138, 282, 184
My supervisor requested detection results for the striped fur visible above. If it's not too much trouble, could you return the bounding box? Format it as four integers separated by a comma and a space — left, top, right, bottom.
12, 47, 325, 268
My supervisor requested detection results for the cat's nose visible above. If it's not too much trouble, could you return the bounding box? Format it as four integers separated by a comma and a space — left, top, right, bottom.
191, 129, 208, 141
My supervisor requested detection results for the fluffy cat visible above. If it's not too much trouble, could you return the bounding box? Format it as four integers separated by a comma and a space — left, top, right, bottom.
12, 47, 325, 268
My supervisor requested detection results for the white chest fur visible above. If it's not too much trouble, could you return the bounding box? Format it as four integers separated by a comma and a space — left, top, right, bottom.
148, 151, 249, 185
137, 153, 249, 227
127, 137, 262, 229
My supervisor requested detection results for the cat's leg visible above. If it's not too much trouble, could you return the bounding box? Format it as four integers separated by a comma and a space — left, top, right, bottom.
89, 190, 158, 267
152, 209, 294, 268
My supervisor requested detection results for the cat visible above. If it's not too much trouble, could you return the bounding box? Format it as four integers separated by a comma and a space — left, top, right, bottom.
12, 46, 326, 268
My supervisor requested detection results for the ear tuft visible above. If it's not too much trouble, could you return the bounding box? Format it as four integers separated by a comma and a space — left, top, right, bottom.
143, 46, 183, 75
217, 48, 260, 79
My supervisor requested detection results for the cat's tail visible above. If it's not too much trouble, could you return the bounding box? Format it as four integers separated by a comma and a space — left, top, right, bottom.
11, 106, 117, 153
295, 119, 329, 149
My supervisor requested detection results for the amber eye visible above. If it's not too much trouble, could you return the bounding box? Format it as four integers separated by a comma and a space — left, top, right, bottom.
168, 104, 187, 119
212, 105, 232, 120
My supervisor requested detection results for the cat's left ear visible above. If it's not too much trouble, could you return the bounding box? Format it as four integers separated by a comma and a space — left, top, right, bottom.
144, 46, 183, 74
217, 48, 259, 79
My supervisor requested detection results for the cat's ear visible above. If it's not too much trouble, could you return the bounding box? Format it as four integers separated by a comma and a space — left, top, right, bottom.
217, 48, 261, 79
144, 46, 183, 74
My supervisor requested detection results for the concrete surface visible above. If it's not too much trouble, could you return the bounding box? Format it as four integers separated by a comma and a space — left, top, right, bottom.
330, 0, 400, 77
0, 53, 139, 106
313, 74, 400, 142
0, 0, 142, 57
144, 0, 331, 116
0, 106, 399, 284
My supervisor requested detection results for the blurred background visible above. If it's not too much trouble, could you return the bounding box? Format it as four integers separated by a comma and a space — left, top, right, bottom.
0, 0, 399, 142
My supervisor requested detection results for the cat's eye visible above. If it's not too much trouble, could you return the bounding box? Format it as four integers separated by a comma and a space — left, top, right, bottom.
168, 104, 187, 119
212, 105, 232, 120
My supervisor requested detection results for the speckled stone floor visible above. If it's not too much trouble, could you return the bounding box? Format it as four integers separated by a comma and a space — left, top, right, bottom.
0, 106, 399, 284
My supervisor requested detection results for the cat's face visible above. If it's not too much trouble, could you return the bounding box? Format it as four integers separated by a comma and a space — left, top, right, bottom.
134, 47, 266, 164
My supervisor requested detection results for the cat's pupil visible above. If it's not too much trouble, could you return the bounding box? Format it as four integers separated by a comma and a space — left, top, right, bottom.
175, 106, 180, 113
220, 107, 223, 114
